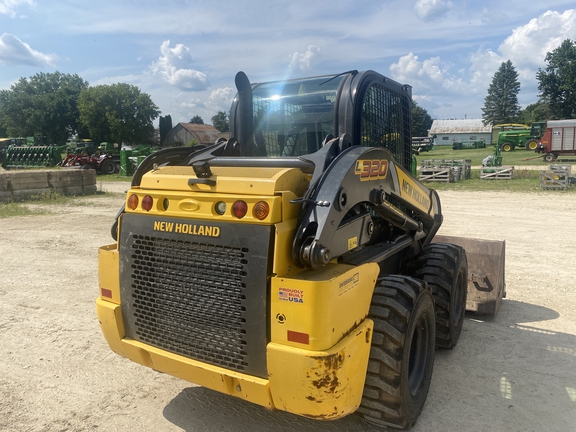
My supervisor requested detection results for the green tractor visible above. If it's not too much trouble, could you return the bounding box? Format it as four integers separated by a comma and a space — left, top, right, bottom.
495, 122, 546, 152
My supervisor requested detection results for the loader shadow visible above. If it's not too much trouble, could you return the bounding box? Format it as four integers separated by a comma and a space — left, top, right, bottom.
163, 386, 380, 432
428, 299, 576, 429
163, 300, 576, 432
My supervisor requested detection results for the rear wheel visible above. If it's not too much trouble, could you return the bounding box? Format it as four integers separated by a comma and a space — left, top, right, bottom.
101, 159, 116, 174
544, 153, 556, 163
357, 276, 435, 430
501, 142, 513, 152
408, 243, 468, 349
525, 139, 539, 151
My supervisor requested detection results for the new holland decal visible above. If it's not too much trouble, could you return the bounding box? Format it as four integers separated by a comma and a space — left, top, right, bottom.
153, 220, 221, 238
395, 168, 431, 212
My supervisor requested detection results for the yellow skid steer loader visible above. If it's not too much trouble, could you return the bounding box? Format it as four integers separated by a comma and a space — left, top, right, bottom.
97, 70, 505, 430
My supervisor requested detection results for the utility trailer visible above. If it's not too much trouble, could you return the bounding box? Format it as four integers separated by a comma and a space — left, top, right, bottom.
536, 119, 576, 162
96, 70, 505, 430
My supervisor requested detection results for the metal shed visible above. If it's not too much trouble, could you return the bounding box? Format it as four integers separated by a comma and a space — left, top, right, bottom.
162, 123, 222, 147
429, 119, 492, 145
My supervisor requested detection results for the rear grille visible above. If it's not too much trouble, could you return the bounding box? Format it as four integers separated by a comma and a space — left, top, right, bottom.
120, 214, 271, 377
130, 235, 250, 370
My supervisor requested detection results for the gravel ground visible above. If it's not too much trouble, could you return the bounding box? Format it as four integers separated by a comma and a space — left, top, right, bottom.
1, 182, 575, 432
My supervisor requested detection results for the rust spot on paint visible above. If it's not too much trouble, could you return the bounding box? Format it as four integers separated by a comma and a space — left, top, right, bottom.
310, 352, 344, 393
301, 406, 341, 420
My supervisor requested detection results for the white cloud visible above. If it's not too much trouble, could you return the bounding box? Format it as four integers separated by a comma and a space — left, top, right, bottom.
415, 0, 453, 21
468, 48, 504, 90
172, 87, 234, 123
0, 0, 34, 18
499, 9, 576, 69
391, 8, 576, 118
390, 52, 468, 95
150, 40, 210, 91
289, 45, 320, 73
206, 87, 234, 114
0, 33, 57, 66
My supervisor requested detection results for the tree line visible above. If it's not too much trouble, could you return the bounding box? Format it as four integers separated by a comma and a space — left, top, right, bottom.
482, 39, 576, 125
0, 70, 232, 147
0, 72, 161, 146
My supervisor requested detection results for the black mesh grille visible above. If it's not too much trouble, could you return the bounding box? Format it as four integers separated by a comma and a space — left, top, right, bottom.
360, 83, 412, 171
129, 234, 250, 370
119, 215, 272, 377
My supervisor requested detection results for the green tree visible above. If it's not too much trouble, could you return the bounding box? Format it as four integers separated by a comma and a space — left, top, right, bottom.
537, 39, 576, 119
159, 114, 173, 144
482, 60, 521, 125
189, 115, 204, 124
0, 72, 88, 143
411, 101, 433, 137
518, 100, 552, 124
211, 111, 229, 133
77, 83, 160, 145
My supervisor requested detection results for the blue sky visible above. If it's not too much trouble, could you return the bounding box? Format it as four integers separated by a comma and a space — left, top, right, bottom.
1, 0, 575, 128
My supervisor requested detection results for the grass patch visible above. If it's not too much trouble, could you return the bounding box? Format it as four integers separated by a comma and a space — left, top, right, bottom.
0, 202, 45, 218
29, 189, 75, 204
422, 168, 576, 193
417, 145, 552, 166
0, 190, 114, 218
97, 173, 133, 182
416, 146, 576, 192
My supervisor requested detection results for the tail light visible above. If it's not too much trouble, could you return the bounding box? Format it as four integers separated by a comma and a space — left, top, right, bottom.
142, 195, 153, 212
253, 201, 270, 220
128, 194, 139, 210
232, 200, 248, 218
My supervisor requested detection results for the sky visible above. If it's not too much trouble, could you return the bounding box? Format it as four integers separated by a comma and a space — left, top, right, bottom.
1, 0, 575, 128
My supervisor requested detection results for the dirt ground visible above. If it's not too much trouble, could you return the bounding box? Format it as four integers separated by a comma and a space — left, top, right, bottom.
1, 181, 575, 432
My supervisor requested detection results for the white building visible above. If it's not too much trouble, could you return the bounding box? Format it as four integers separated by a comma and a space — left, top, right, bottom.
429, 119, 492, 145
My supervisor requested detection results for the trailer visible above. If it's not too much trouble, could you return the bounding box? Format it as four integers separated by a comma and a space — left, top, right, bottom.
536, 119, 576, 162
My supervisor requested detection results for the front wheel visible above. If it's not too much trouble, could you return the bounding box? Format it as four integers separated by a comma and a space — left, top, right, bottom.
407, 243, 468, 349
357, 275, 436, 430
501, 142, 513, 152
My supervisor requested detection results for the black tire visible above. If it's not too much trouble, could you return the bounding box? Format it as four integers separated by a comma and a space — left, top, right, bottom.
110, 219, 119, 241
357, 275, 436, 430
543, 153, 556, 163
101, 159, 116, 174
525, 139, 539, 151
501, 142, 513, 152
409, 243, 468, 349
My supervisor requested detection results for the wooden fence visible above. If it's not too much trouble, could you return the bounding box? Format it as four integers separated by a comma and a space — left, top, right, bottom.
480, 166, 514, 180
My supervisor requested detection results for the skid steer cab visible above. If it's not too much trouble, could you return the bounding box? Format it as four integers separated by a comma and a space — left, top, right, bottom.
97, 70, 505, 430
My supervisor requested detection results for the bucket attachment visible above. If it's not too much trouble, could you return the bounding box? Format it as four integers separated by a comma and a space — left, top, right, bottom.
432, 235, 506, 315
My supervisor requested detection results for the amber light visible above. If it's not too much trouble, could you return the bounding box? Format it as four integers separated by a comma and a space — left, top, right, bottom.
253, 201, 270, 220
128, 194, 139, 210
142, 195, 153, 212
232, 200, 248, 218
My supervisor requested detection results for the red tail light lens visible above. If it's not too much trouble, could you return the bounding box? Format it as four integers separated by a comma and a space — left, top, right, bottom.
128, 194, 139, 210
232, 200, 248, 218
253, 201, 269, 220
142, 195, 153, 212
